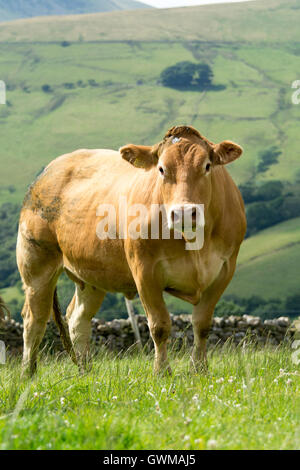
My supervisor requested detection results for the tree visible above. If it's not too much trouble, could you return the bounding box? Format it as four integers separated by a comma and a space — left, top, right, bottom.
193, 63, 213, 89
285, 295, 300, 318
41, 84, 52, 93
257, 146, 282, 174
160, 61, 213, 90
239, 181, 283, 204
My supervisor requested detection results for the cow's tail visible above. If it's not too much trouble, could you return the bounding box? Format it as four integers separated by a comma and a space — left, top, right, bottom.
53, 288, 77, 365
0, 295, 10, 322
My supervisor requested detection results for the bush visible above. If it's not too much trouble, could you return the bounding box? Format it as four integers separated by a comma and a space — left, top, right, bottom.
223, 295, 289, 321
63, 82, 75, 89
285, 295, 300, 318
246, 193, 300, 236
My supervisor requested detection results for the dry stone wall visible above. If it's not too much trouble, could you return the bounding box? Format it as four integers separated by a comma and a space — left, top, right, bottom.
0, 314, 296, 356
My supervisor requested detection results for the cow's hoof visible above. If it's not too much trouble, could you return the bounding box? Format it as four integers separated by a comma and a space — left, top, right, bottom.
21, 364, 36, 380
190, 358, 209, 375
154, 364, 172, 377
78, 359, 92, 376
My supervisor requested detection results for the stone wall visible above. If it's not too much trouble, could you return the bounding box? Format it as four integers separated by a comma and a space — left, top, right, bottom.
0, 314, 297, 356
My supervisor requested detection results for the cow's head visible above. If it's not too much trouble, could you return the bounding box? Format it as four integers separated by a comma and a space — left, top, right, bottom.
120, 125, 242, 237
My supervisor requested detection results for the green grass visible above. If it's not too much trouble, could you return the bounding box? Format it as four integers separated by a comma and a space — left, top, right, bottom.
0, 346, 299, 450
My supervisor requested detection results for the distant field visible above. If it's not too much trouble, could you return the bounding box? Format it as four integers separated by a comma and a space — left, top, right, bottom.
0, 347, 299, 450
0, 39, 298, 205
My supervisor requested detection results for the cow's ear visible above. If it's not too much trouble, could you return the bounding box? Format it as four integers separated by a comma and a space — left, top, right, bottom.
120, 144, 158, 169
212, 141, 243, 165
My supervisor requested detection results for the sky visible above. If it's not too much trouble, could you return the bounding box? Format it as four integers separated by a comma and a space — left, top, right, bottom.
143, 0, 252, 8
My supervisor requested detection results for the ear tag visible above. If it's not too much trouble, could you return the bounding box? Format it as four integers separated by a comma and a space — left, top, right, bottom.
134, 158, 144, 168
172, 137, 181, 144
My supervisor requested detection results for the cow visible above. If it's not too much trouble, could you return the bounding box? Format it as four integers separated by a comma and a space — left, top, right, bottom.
17, 125, 246, 377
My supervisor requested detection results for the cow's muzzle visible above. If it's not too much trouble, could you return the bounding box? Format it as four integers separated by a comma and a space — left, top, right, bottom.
167, 204, 205, 234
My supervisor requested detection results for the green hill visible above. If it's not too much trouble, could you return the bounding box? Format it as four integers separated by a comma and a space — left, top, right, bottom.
0, 0, 299, 316
227, 217, 300, 300
0, 0, 150, 23
0, 0, 299, 42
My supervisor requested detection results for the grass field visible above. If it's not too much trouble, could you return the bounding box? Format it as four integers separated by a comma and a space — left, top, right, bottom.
0, 346, 299, 450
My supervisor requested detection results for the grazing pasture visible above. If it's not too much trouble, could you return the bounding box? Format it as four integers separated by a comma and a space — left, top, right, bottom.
0, 346, 299, 450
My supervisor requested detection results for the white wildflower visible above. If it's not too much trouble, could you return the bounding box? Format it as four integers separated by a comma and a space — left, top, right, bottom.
207, 439, 217, 449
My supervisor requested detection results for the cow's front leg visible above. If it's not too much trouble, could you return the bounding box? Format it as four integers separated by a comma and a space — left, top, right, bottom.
136, 282, 172, 374
191, 257, 238, 373
191, 302, 214, 373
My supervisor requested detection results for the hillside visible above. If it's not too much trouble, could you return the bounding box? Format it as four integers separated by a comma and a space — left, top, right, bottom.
0, 0, 299, 315
227, 217, 300, 300
0, 0, 299, 42
0, 0, 149, 23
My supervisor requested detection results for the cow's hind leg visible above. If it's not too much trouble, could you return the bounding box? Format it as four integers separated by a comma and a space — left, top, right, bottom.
22, 282, 59, 377
17, 233, 62, 377
67, 285, 105, 373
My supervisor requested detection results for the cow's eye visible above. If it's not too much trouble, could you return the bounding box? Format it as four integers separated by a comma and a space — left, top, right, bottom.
159, 166, 164, 176
205, 163, 211, 172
